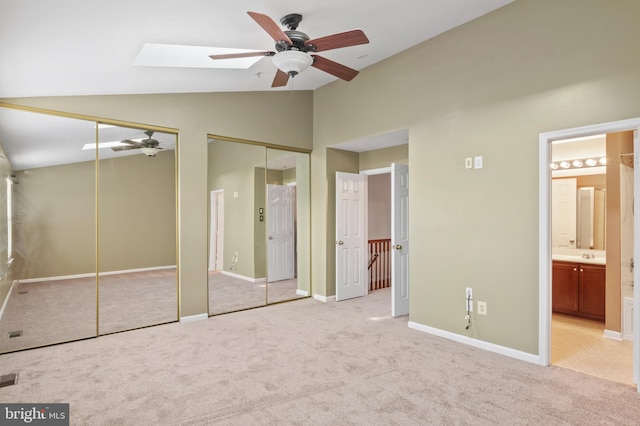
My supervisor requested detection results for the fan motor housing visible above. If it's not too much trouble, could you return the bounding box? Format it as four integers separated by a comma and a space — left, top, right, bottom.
276, 30, 312, 52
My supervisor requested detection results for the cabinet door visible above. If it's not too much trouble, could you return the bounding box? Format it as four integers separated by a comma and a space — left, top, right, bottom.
579, 264, 606, 321
552, 262, 579, 315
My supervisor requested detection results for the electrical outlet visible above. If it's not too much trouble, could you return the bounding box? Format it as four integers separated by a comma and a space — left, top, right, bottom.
477, 301, 487, 315
465, 287, 473, 312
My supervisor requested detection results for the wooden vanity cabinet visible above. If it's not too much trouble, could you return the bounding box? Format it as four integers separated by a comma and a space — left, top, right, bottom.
552, 261, 605, 322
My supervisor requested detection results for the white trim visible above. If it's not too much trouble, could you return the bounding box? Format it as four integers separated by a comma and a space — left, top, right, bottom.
179, 313, 208, 323
0, 280, 18, 322
18, 265, 177, 284
603, 330, 623, 341
313, 293, 336, 303
221, 270, 265, 283
408, 321, 541, 365
296, 289, 309, 296
360, 166, 391, 176
539, 118, 640, 385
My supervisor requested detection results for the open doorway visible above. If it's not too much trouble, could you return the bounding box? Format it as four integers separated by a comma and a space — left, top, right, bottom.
550, 133, 633, 385
540, 118, 639, 392
329, 129, 409, 316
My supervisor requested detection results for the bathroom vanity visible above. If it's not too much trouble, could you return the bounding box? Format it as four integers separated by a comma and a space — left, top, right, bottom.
552, 260, 606, 322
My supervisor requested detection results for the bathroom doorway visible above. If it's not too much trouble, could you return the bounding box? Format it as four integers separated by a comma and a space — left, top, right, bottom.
540, 119, 639, 391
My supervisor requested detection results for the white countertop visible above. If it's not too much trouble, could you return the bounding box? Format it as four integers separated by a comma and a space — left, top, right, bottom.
552, 254, 606, 265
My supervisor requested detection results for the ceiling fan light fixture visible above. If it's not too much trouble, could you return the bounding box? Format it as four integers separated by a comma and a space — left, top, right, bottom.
272, 50, 313, 76
140, 147, 161, 157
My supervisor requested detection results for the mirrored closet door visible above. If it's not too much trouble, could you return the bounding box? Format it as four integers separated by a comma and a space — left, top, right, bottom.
207, 139, 268, 314
207, 137, 311, 316
0, 107, 97, 353
97, 125, 178, 334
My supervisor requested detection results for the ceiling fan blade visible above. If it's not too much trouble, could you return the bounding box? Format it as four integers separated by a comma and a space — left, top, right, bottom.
247, 11, 292, 45
271, 69, 290, 87
311, 55, 359, 81
209, 51, 274, 60
111, 145, 140, 152
305, 29, 369, 52
119, 139, 141, 146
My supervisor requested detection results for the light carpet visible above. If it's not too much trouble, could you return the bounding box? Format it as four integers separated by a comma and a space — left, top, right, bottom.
1, 288, 640, 425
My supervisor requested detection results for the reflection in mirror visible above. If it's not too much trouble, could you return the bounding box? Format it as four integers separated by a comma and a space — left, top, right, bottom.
265, 148, 310, 304
0, 107, 97, 353
207, 139, 267, 314
97, 125, 177, 334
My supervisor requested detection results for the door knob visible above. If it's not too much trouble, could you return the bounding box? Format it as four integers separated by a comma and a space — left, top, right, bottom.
268, 236, 273, 240
394, 244, 402, 250
336, 240, 344, 245
569, 238, 575, 243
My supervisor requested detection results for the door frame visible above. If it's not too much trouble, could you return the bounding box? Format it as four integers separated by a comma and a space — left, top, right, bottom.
538, 118, 640, 391
361, 166, 411, 315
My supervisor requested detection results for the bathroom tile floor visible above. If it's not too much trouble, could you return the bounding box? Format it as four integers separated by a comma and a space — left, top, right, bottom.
552, 313, 635, 386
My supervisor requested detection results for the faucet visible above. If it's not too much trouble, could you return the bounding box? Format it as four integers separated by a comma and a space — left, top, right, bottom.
581, 252, 595, 259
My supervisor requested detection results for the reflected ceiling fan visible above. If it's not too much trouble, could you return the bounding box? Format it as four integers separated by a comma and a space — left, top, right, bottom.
209, 11, 370, 87
112, 130, 163, 157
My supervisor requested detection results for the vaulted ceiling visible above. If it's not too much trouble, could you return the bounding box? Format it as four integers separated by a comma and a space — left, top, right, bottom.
0, 0, 514, 98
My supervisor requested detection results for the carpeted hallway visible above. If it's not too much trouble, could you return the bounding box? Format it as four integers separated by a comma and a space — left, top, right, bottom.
1, 287, 640, 425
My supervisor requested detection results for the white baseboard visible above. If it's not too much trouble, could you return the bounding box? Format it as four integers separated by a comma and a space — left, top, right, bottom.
221, 270, 266, 283
408, 321, 541, 365
313, 294, 335, 303
18, 265, 177, 284
603, 329, 623, 341
180, 313, 208, 323
296, 289, 309, 297
0, 280, 18, 322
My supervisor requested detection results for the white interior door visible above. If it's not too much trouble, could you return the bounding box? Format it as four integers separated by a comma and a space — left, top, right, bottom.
391, 163, 409, 317
267, 184, 295, 282
209, 190, 224, 271
551, 178, 577, 248
336, 172, 367, 301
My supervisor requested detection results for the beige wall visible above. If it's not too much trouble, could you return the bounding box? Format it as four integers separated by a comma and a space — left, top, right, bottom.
3, 92, 313, 317
360, 144, 408, 171
312, 0, 640, 355
368, 173, 391, 240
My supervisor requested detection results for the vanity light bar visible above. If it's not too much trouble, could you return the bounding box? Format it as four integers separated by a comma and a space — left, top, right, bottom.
550, 157, 606, 170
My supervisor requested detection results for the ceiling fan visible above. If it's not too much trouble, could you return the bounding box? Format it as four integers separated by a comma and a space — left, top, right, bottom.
112, 130, 163, 157
209, 11, 370, 88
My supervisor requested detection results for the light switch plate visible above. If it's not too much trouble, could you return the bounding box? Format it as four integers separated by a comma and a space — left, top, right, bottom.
465, 157, 473, 169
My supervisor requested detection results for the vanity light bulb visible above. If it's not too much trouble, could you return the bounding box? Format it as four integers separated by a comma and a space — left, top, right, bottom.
560, 161, 571, 169
585, 158, 597, 166
572, 160, 583, 167
599, 157, 607, 165
550, 163, 559, 170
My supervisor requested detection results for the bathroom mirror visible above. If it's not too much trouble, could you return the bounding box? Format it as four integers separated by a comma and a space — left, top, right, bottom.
97, 124, 178, 334
0, 107, 97, 353
551, 177, 606, 251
